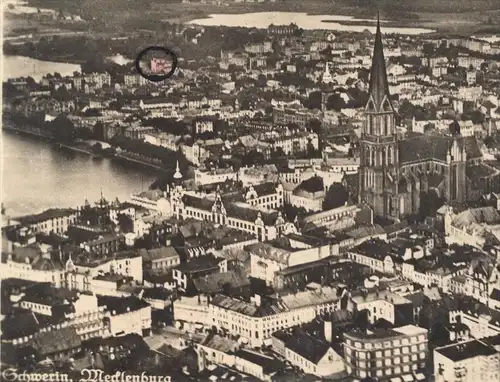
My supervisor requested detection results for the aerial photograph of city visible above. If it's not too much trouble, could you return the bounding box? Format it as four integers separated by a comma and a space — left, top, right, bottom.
2, 0, 500, 381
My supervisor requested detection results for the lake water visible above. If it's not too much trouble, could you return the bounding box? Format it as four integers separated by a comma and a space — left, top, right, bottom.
3, 55, 82, 81
2, 131, 158, 217
188, 12, 435, 35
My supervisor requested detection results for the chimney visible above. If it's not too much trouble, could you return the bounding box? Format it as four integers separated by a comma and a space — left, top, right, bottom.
324, 320, 332, 342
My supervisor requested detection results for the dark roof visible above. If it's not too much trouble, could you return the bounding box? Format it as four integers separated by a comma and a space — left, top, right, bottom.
16, 208, 76, 225
285, 329, 332, 364
1, 310, 42, 340
193, 270, 250, 294
140, 246, 180, 262
142, 287, 172, 300
367, 15, 392, 113
83, 333, 149, 352
226, 202, 279, 225
351, 239, 405, 263
67, 226, 100, 244
436, 340, 497, 361
143, 272, 174, 284
97, 295, 150, 314
21, 284, 78, 307
490, 288, 500, 301
250, 182, 278, 197
275, 256, 336, 276
233, 350, 284, 374
296, 176, 324, 194
181, 194, 213, 211
29, 326, 82, 356
175, 255, 221, 274
399, 134, 482, 165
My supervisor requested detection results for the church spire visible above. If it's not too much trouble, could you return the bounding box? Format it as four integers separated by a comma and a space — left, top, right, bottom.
367, 12, 392, 112
173, 160, 182, 180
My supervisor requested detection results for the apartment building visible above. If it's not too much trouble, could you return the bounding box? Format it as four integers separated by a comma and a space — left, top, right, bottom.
344, 325, 428, 380
434, 337, 500, 382
174, 288, 340, 347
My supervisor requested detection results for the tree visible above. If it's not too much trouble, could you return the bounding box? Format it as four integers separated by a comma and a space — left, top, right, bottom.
322, 183, 349, 210
92, 142, 103, 153
117, 213, 134, 233
423, 43, 435, 57
283, 203, 307, 222
306, 91, 322, 110
307, 118, 322, 135
326, 94, 346, 111
243, 150, 265, 167
49, 115, 76, 143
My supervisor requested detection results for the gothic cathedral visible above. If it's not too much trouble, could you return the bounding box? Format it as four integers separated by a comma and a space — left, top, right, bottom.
358, 15, 475, 220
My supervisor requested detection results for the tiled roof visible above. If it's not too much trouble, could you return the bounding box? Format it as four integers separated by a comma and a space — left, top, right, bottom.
16, 208, 76, 225
226, 202, 278, 225
175, 255, 221, 273
1, 310, 42, 340
399, 134, 482, 164
211, 294, 287, 317
436, 340, 497, 362
452, 207, 500, 229
245, 242, 291, 265
285, 329, 331, 364
22, 284, 78, 306
140, 247, 180, 262
250, 182, 278, 197
467, 163, 499, 189
29, 326, 82, 356
181, 194, 213, 211
97, 295, 150, 314
281, 287, 339, 310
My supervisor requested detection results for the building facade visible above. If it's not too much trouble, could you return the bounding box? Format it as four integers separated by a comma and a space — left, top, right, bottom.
344, 325, 428, 380
358, 17, 482, 220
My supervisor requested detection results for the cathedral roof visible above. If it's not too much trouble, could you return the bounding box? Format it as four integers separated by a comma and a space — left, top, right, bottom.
399, 134, 482, 164
367, 14, 392, 113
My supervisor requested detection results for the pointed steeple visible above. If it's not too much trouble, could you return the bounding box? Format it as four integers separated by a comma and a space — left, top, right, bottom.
367, 12, 392, 112
173, 160, 182, 180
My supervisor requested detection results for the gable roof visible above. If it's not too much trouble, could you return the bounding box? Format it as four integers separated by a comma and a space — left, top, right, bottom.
29, 326, 82, 356
285, 329, 332, 364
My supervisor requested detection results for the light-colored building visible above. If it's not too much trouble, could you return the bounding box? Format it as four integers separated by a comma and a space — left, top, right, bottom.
194, 167, 238, 186
247, 241, 331, 285
344, 325, 428, 380
443, 206, 500, 248
276, 329, 346, 377
434, 338, 500, 382
129, 190, 172, 216
98, 295, 152, 337
174, 288, 340, 347
16, 208, 78, 235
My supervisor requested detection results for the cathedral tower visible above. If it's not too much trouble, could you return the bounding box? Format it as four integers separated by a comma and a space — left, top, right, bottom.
445, 138, 467, 203
358, 14, 399, 218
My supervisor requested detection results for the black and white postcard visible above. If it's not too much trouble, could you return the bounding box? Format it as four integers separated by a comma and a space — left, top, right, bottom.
2, 0, 500, 381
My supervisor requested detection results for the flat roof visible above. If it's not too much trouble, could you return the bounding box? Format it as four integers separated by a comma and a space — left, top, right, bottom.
393, 325, 428, 337
436, 340, 497, 362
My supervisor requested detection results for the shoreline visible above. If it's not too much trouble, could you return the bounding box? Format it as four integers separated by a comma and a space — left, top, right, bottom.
2, 125, 166, 172
18, 0, 500, 34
